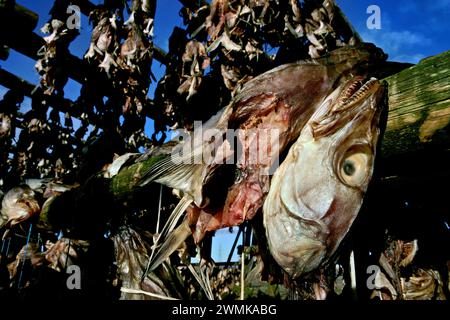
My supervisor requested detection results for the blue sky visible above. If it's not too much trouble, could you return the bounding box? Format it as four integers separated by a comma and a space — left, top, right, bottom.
337, 0, 450, 63
2, 1, 449, 98
1, 1, 449, 262
1, 1, 449, 112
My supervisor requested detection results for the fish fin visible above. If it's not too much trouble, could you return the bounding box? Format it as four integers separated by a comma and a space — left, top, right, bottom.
138, 154, 180, 187
143, 196, 192, 276
147, 219, 191, 274
138, 154, 205, 204
138, 106, 233, 201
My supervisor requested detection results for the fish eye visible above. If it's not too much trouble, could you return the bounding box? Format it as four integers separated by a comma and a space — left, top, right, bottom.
339, 151, 370, 187
343, 159, 356, 176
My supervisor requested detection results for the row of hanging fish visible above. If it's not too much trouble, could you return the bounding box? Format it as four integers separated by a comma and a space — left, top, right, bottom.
153, 0, 361, 133
82, 0, 155, 148
0, 89, 81, 186
35, 1, 156, 152
0, 178, 173, 299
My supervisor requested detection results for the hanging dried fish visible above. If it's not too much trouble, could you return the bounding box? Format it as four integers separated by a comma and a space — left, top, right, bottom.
138, 44, 386, 268
44, 238, 89, 272
113, 227, 172, 300
0, 185, 41, 228
401, 268, 446, 300
0, 112, 13, 140
369, 239, 447, 300
36, 0, 80, 95
7, 243, 44, 282
85, 9, 120, 77
263, 76, 386, 279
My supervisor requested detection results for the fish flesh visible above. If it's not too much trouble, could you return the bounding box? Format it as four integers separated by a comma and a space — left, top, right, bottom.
263, 76, 386, 278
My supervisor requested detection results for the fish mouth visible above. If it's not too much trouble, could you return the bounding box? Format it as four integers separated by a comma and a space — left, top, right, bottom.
335, 76, 380, 112
311, 77, 383, 139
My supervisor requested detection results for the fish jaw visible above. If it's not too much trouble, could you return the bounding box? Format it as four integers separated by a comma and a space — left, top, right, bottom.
264, 78, 386, 279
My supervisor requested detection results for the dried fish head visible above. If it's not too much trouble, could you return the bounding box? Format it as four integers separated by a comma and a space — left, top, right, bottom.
263, 76, 386, 278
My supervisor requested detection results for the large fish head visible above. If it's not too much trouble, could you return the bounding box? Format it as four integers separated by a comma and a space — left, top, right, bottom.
263, 76, 386, 278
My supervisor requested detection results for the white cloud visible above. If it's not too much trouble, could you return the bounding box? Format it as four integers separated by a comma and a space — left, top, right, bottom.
390, 53, 426, 64
363, 29, 431, 51
361, 10, 432, 64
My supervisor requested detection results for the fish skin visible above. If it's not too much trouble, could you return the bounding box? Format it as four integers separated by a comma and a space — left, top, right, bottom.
263, 76, 387, 279
139, 44, 387, 243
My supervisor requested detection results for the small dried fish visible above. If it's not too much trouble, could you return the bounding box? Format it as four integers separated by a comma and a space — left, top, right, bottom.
0, 186, 41, 228
44, 238, 89, 272
402, 268, 446, 300
0, 113, 13, 140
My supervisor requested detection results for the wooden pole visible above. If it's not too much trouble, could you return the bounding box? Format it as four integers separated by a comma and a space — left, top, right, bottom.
0, 2, 39, 33
382, 50, 450, 158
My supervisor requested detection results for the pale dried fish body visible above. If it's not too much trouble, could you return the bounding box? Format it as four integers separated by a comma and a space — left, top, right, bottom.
0, 185, 41, 228
399, 239, 419, 267
182, 40, 210, 73
402, 269, 446, 300
206, 0, 230, 39
263, 76, 386, 278
290, 0, 302, 23
42, 19, 65, 44
245, 40, 263, 60
221, 64, 241, 90
0, 113, 13, 139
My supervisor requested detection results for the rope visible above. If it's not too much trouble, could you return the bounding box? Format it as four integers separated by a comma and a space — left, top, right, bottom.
120, 287, 179, 300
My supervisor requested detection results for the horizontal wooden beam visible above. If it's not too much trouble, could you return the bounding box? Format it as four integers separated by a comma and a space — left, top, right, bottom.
0, 27, 87, 84
382, 50, 450, 158
0, 67, 97, 125
1, 1, 167, 83
0, 67, 35, 94
0, 1, 39, 32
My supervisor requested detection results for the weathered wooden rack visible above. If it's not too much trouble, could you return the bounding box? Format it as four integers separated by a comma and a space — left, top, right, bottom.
0, 0, 168, 129
0, 1, 449, 163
